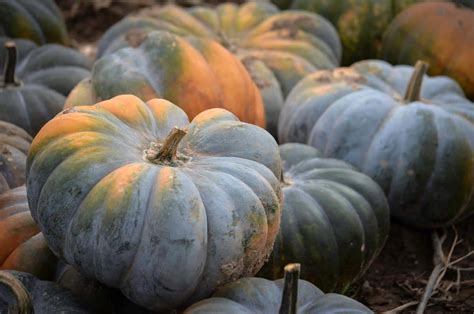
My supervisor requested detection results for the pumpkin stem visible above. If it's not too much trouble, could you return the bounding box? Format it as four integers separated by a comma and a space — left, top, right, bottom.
0, 271, 34, 314
279, 263, 300, 314
403, 60, 429, 103
146, 127, 187, 163
3, 42, 18, 87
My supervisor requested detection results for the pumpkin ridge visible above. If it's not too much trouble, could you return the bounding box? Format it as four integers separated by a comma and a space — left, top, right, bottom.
115, 165, 160, 288
359, 99, 400, 168
296, 182, 365, 286
318, 180, 375, 272
34, 150, 133, 253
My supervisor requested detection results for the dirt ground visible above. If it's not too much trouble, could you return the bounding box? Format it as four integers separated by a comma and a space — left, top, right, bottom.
56, 1, 474, 312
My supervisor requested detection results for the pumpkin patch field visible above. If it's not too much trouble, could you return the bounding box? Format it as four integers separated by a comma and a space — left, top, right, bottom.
0, 0, 473, 313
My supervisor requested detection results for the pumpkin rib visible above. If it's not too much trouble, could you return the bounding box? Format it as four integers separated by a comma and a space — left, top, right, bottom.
34, 149, 134, 255
193, 167, 270, 249
321, 180, 375, 271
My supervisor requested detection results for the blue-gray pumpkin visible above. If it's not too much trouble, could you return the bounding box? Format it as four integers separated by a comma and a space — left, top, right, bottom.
0, 38, 91, 135
26, 95, 282, 311
279, 60, 474, 228
185, 263, 373, 313
258, 143, 389, 292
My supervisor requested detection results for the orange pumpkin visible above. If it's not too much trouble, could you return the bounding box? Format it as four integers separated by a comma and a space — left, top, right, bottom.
0, 186, 58, 280
65, 31, 266, 128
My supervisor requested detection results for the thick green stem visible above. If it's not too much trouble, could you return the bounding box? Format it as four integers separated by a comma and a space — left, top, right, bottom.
0, 271, 34, 314
147, 127, 187, 163
404, 60, 429, 103
3, 42, 17, 86
279, 263, 300, 314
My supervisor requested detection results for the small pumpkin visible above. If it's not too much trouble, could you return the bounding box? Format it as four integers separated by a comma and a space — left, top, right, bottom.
258, 143, 390, 292
0, 121, 31, 193
27, 95, 282, 311
279, 60, 474, 228
272, 0, 438, 65
93, 1, 342, 137
382, 2, 474, 99
0, 39, 91, 135
185, 263, 373, 313
0, 270, 88, 313
0, 0, 68, 45
0, 186, 58, 281
66, 31, 265, 128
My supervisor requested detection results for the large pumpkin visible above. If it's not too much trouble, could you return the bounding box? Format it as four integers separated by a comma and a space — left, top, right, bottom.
0, 121, 31, 193
93, 1, 341, 137
27, 95, 282, 311
0, 0, 68, 45
271, 0, 436, 65
258, 143, 389, 292
66, 31, 265, 128
0, 38, 91, 135
279, 60, 474, 228
185, 263, 373, 313
382, 2, 474, 100
0, 271, 88, 313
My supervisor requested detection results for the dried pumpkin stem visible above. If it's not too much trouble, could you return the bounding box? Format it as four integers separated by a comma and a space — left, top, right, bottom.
0, 271, 34, 314
3, 42, 17, 86
404, 60, 429, 103
279, 263, 300, 314
152, 127, 187, 163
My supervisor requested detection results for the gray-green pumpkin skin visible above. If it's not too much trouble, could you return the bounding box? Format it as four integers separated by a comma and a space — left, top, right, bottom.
259, 143, 389, 292
27, 96, 282, 311
0, 271, 88, 313
279, 60, 474, 228
0, 0, 68, 45
184, 275, 373, 313
94, 1, 342, 138
0, 37, 91, 135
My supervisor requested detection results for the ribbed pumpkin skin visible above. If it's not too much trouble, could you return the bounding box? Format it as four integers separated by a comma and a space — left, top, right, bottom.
382, 2, 474, 100
27, 95, 282, 311
94, 1, 342, 137
258, 143, 389, 292
0, 0, 68, 45
184, 276, 372, 313
0, 186, 58, 281
279, 60, 474, 228
66, 31, 265, 128
0, 38, 91, 135
273, 0, 433, 65
0, 121, 31, 193
0, 271, 88, 313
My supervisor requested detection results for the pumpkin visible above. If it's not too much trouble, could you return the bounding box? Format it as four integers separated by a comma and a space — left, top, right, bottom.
258, 143, 389, 292
279, 60, 474, 228
65, 31, 265, 128
382, 2, 474, 100
0, 0, 68, 45
0, 186, 59, 281
0, 270, 88, 313
27, 95, 282, 311
92, 1, 342, 137
185, 263, 373, 313
0, 121, 31, 193
272, 0, 439, 65
0, 38, 91, 135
